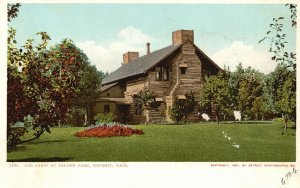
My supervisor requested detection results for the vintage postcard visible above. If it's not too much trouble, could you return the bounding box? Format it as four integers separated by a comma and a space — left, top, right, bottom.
1, 0, 299, 187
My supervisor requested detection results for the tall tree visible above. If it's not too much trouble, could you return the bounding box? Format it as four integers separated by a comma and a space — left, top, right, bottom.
237, 68, 264, 119
275, 77, 296, 130
200, 72, 232, 123
267, 64, 296, 128
72, 63, 102, 125
251, 96, 269, 120
259, 4, 296, 129
7, 28, 84, 148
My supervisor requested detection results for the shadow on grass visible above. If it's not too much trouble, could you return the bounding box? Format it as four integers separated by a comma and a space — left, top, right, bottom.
156, 121, 275, 125
226, 121, 273, 124
7, 157, 73, 162
7, 140, 65, 153
26, 139, 64, 145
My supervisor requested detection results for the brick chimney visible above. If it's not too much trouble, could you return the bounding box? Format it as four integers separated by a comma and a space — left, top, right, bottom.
123, 52, 139, 64
172, 29, 194, 46
146, 43, 150, 55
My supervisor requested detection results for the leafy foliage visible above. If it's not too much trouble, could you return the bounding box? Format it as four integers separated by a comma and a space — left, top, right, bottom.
69, 49, 102, 125
71, 50, 101, 108
251, 96, 265, 120
170, 98, 186, 123
170, 91, 196, 123
7, 28, 85, 148
94, 113, 116, 124
285, 4, 297, 28
133, 87, 158, 112
200, 72, 232, 122
259, 4, 296, 68
67, 108, 86, 126
275, 76, 296, 130
7, 3, 21, 22
259, 4, 296, 129
237, 69, 264, 119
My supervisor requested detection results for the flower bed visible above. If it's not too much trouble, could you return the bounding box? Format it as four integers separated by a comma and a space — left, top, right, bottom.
75, 125, 144, 138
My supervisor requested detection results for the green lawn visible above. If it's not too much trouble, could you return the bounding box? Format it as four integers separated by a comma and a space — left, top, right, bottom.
7, 122, 296, 162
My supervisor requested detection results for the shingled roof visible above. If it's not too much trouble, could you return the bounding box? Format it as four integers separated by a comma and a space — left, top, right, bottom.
102, 45, 182, 85
102, 42, 222, 85
100, 82, 118, 92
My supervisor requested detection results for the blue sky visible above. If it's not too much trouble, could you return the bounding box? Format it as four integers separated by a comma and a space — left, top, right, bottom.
10, 3, 296, 73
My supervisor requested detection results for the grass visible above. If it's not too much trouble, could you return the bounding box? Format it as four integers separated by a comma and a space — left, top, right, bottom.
7, 122, 296, 162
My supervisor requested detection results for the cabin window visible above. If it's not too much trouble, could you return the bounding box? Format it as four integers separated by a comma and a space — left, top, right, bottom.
107, 93, 110, 97
162, 67, 169, 81
155, 67, 162, 80
104, 104, 110, 113
180, 67, 187, 74
156, 66, 169, 81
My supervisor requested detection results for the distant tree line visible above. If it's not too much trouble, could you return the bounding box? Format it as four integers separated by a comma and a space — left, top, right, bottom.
201, 3, 296, 130
199, 63, 296, 128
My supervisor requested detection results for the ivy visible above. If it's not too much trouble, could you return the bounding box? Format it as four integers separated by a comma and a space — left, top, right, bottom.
133, 87, 158, 113
170, 91, 196, 123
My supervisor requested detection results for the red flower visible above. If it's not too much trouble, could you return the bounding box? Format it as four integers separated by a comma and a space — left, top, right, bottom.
75, 125, 144, 138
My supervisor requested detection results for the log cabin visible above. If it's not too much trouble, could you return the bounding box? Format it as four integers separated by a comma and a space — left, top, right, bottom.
93, 29, 222, 123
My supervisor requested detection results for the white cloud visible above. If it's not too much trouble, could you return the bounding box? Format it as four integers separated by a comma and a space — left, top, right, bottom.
76, 26, 152, 73
211, 41, 276, 74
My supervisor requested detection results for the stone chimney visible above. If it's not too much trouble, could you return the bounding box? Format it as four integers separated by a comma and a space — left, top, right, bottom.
172, 29, 194, 46
123, 52, 139, 64
146, 43, 150, 55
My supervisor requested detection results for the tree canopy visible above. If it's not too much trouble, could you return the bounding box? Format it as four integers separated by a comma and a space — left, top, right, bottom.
7, 4, 104, 148
200, 72, 232, 123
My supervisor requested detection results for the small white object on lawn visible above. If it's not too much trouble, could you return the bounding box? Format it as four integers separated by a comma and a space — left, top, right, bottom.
202, 113, 210, 121
233, 111, 241, 121
228, 137, 231, 140
232, 144, 240, 149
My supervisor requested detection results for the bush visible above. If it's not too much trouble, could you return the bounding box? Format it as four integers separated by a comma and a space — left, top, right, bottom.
75, 125, 144, 138
94, 113, 115, 124
170, 92, 196, 123
170, 99, 185, 123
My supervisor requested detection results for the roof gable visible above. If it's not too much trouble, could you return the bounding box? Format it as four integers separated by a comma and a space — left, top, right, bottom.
102, 42, 222, 85
100, 82, 118, 92
102, 45, 181, 85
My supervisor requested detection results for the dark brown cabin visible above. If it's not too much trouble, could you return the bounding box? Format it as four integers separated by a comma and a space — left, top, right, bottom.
93, 29, 222, 123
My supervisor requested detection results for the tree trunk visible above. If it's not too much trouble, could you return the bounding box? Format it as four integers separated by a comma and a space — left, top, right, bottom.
284, 115, 288, 130
84, 107, 88, 126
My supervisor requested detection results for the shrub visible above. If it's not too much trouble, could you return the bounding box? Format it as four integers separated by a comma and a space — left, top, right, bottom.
170, 99, 185, 123
75, 125, 144, 138
94, 113, 115, 124
170, 92, 196, 123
